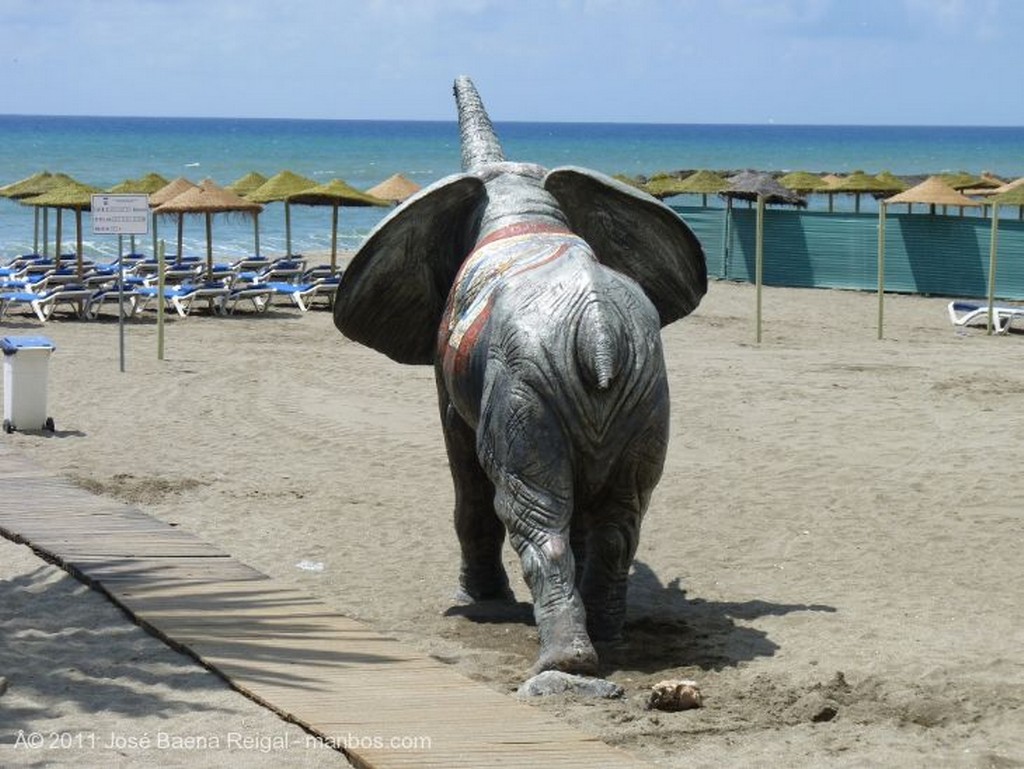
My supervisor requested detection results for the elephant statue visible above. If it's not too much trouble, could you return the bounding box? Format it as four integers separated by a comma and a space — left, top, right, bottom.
334, 76, 706, 676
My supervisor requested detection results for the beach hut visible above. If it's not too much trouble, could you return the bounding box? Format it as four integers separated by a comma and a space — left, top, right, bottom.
720, 171, 806, 342
876, 176, 982, 338
153, 179, 263, 280
287, 179, 390, 270
365, 173, 421, 204
21, 178, 103, 278
246, 171, 317, 257
149, 177, 198, 263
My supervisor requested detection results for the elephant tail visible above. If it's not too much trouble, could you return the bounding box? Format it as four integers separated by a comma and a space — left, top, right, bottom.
454, 75, 505, 171
575, 298, 625, 392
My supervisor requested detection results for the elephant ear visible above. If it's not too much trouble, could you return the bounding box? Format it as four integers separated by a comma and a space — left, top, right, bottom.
334, 173, 485, 365
544, 166, 707, 326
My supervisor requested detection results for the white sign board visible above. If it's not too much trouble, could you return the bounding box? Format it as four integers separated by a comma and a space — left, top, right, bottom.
91, 194, 150, 235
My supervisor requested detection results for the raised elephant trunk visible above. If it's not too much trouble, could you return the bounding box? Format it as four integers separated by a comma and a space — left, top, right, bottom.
454, 75, 505, 171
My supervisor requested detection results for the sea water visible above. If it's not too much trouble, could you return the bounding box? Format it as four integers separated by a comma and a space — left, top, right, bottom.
1, 115, 1021, 260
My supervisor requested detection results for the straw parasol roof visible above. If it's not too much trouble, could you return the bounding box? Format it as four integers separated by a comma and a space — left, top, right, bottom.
246, 170, 317, 203
365, 173, 421, 204
150, 177, 198, 206
227, 171, 268, 197
779, 171, 830, 194
989, 182, 1024, 206
155, 178, 263, 216
288, 179, 389, 208
884, 176, 982, 208
107, 173, 169, 195
677, 169, 731, 194
154, 179, 263, 278
1, 170, 66, 199
288, 179, 390, 269
938, 172, 996, 191
873, 171, 908, 193
721, 170, 806, 206
643, 173, 691, 200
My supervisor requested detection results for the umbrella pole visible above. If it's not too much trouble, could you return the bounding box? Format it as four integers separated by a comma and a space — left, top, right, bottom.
254, 216, 261, 258
76, 208, 84, 281
285, 202, 293, 257
987, 203, 1000, 335
55, 209, 63, 269
205, 212, 213, 281
755, 194, 764, 344
157, 240, 165, 361
42, 208, 49, 257
152, 212, 158, 259
33, 207, 39, 254
877, 202, 887, 340
331, 204, 339, 270
176, 214, 184, 265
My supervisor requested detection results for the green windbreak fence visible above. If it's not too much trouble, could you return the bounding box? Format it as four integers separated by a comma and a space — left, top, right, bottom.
673, 205, 1024, 300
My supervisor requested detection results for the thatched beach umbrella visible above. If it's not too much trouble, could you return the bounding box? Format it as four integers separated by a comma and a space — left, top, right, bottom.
831, 171, 894, 213
21, 177, 102, 278
149, 177, 198, 262
227, 171, 268, 197
108, 173, 169, 195
779, 171, 830, 195
876, 176, 982, 338
674, 169, 731, 207
365, 173, 421, 204
643, 173, 690, 200
983, 183, 1024, 333
246, 170, 317, 257
227, 172, 269, 256
721, 172, 806, 342
287, 179, 390, 270
153, 179, 263, 280
1, 171, 75, 255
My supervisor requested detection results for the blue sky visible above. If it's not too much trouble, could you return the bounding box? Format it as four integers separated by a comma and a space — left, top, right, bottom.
1, 0, 1019, 125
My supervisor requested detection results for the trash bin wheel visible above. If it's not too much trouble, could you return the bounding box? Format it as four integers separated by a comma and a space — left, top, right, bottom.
44, 417, 55, 432
2, 419, 12, 434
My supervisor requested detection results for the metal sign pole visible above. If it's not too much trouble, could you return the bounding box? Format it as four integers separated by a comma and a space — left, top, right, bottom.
91, 194, 150, 372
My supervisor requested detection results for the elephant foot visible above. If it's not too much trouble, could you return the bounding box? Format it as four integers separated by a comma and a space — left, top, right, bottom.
453, 569, 515, 605
529, 635, 599, 677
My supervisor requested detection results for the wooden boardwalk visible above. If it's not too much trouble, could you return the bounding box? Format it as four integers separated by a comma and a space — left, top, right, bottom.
0, 444, 649, 768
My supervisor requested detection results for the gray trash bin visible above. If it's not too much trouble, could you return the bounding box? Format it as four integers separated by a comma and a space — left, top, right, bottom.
2, 336, 56, 434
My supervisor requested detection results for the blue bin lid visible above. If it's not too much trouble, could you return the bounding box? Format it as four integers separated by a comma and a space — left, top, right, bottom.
1, 336, 56, 354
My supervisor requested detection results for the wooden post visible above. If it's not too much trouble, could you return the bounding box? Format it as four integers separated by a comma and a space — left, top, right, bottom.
756, 194, 765, 344
877, 202, 887, 340
157, 240, 166, 361
987, 203, 1000, 335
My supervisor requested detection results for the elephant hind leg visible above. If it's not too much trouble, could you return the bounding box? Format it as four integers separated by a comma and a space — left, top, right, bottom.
440, 399, 514, 604
579, 506, 642, 643
507, 526, 598, 676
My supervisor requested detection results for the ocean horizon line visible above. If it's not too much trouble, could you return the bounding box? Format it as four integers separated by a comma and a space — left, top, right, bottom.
1, 113, 1022, 131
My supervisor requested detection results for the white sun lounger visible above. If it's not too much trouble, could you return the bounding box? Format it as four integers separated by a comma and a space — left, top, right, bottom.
948, 300, 1024, 334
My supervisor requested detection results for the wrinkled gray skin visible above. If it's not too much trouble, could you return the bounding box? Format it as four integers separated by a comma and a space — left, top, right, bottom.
334, 77, 706, 676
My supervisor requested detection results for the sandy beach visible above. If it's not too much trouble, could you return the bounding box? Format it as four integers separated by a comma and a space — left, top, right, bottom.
1, 278, 1022, 767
